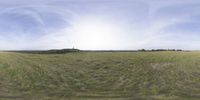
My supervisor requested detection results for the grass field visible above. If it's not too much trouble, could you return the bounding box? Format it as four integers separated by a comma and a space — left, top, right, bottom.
0, 51, 200, 100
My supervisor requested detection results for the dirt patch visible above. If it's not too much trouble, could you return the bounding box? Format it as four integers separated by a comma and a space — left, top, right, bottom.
150, 62, 174, 69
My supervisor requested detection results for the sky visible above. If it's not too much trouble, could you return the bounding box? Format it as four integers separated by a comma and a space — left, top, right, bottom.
0, 0, 200, 50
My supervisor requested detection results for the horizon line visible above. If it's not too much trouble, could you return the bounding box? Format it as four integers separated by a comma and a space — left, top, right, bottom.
0, 49, 198, 52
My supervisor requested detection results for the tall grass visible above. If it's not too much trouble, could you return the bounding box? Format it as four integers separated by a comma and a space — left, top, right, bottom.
0, 51, 200, 100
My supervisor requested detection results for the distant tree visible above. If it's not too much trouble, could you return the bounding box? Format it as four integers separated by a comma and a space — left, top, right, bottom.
138, 49, 146, 52
176, 49, 182, 51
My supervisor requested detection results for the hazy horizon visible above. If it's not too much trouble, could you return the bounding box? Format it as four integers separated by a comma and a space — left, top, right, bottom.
0, 0, 200, 50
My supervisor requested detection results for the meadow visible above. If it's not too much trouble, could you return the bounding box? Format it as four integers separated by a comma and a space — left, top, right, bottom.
0, 51, 200, 100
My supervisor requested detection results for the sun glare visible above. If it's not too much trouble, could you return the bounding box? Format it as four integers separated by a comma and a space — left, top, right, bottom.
73, 17, 117, 49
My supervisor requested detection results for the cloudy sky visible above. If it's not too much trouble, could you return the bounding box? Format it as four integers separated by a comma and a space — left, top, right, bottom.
0, 0, 200, 50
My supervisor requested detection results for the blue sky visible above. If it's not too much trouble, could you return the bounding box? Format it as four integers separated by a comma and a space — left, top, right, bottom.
0, 0, 200, 50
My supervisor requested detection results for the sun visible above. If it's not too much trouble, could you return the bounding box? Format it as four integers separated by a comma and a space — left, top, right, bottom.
72, 17, 117, 49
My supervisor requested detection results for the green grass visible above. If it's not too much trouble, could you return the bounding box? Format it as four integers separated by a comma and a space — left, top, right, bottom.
0, 51, 200, 100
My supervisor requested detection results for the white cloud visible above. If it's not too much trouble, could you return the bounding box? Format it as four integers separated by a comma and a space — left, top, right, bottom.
0, 0, 200, 50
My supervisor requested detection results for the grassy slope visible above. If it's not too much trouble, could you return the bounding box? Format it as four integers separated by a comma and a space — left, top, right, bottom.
0, 51, 200, 100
